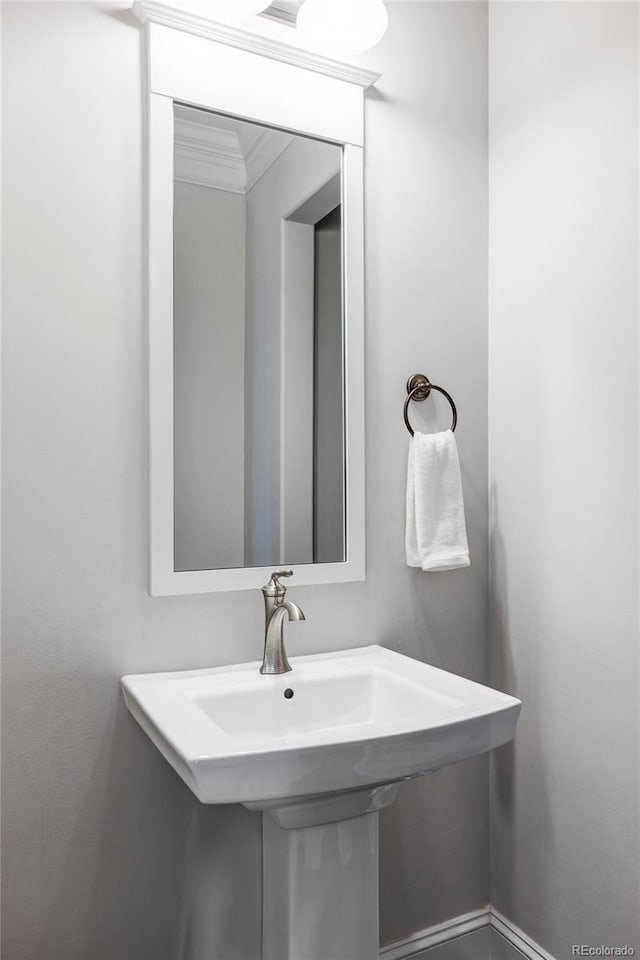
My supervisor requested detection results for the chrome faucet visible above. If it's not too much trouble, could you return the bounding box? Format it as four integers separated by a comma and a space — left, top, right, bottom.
260, 570, 305, 675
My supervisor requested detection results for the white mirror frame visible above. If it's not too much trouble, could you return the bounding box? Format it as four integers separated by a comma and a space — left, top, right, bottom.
136, 3, 379, 594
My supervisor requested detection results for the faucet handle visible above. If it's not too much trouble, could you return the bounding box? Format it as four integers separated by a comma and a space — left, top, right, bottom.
262, 569, 294, 599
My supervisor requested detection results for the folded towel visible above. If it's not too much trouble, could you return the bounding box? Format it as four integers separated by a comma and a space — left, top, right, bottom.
406, 429, 470, 571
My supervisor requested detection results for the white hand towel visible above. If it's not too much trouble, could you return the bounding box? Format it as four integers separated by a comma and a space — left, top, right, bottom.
406, 429, 470, 571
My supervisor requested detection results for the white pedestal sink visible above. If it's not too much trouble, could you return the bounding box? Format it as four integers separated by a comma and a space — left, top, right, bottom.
122, 646, 521, 960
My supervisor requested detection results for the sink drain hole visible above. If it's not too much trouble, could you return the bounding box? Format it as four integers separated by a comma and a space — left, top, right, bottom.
283, 688, 294, 700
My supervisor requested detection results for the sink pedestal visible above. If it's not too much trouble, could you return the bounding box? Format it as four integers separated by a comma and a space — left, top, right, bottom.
262, 812, 378, 960
249, 784, 399, 960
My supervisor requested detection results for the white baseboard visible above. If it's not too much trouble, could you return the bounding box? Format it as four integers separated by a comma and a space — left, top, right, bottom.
380, 907, 492, 960
491, 909, 556, 960
379, 905, 556, 960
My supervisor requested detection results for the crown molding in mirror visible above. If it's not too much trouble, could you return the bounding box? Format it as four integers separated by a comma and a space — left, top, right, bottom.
132, 1, 381, 88
174, 108, 294, 193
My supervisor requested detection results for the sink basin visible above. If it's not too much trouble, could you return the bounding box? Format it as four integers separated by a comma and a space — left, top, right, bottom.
122, 645, 521, 960
121, 645, 521, 806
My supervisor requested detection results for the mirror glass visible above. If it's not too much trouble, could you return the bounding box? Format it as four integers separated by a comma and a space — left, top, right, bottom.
173, 104, 345, 572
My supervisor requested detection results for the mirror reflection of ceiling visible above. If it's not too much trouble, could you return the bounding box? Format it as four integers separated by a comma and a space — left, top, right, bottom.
174, 105, 294, 194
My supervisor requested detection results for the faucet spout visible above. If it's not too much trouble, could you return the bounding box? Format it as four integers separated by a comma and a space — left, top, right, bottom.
260, 582, 305, 676
281, 600, 305, 623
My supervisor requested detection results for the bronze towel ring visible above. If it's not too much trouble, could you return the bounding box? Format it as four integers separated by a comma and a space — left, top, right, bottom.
403, 373, 457, 437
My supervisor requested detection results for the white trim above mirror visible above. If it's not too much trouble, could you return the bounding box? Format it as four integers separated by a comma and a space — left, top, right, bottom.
133, 1, 381, 89
139, 5, 375, 594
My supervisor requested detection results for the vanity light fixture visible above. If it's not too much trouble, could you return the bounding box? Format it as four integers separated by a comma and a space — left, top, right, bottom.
296, 0, 388, 56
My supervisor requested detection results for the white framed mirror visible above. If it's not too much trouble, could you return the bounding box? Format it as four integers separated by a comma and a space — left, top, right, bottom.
139, 6, 376, 594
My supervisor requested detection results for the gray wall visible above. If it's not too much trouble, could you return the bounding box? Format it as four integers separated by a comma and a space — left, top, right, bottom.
174, 182, 246, 572
488, 3, 640, 957
361, 2, 490, 942
1, 3, 489, 958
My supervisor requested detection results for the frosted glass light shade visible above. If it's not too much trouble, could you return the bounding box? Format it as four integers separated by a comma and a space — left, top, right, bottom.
297, 0, 388, 56
209, 0, 271, 19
